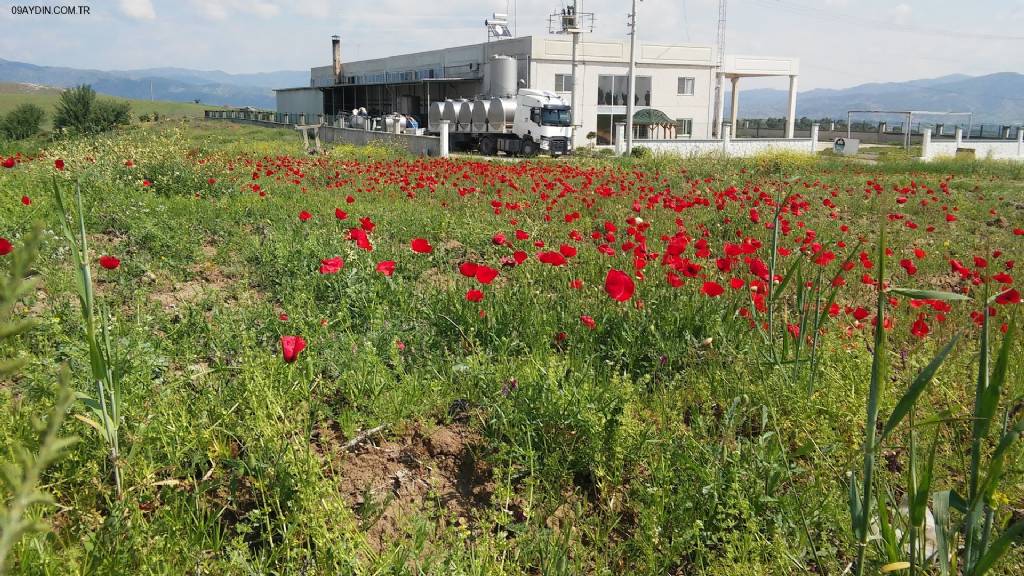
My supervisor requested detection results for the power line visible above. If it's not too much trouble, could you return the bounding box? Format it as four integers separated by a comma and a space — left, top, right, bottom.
742, 0, 1024, 41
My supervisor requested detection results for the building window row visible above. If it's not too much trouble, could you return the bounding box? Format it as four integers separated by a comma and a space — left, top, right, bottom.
596, 75, 652, 106
595, 114, 694, 145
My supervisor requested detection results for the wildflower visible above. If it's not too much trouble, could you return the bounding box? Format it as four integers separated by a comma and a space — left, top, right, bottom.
604, 269, 635, 302
299, 210, 312, 222
0, 238, 12, 255
466, 289, 484, 302
98, 255, 121, 270
376, 260, 396, 276
580, 315, 596, 329
701, 281, 724, 297
280, 335, 307, 363
54, 159, 65, 171
411, 238, 433, 253
319, 256, 343, 274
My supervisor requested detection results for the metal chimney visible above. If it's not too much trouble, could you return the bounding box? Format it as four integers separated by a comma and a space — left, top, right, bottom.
331, 35, 342, 83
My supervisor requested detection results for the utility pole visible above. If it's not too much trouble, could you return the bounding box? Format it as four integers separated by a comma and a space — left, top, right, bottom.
712, 0, 727, 137
625, 0, 638, 155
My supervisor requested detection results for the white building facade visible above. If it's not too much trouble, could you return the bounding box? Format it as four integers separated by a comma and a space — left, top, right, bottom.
275, 35, 799, 147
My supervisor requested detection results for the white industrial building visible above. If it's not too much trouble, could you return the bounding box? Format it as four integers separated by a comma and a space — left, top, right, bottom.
275, 34, 799, 147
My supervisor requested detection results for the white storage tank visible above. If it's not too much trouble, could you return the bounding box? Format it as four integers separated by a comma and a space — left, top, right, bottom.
442, 100, 466, 129
487, 97, 516, 132
427, 101, 444, 132
488, 55, 518, 98
471, 100, 491, 132
457, 102, 474, 132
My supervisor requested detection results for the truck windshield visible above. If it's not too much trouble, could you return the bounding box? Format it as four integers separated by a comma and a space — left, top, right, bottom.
541, 107, 572, 127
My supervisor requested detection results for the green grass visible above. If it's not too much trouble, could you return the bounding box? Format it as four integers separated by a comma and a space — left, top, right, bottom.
0, 82, 218, 130
0, 122, 1021, 574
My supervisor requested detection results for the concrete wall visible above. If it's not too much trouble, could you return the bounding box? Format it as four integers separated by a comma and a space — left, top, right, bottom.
275, 88, 323, 119
205, 114, 440, 157
924, 141, 1024, 161
319, 125, 440, 156
638, 137, 815, 158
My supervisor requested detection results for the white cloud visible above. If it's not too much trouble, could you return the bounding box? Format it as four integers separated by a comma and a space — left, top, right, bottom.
190, 0, 281, 21
118, 0, 156, 20
892, 2, 912, 22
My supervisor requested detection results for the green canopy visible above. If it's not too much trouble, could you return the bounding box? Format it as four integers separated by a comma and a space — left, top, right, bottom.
632, 108, 675, 126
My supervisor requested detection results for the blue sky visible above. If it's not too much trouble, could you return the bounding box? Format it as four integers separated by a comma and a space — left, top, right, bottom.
1, 0, 1022, 90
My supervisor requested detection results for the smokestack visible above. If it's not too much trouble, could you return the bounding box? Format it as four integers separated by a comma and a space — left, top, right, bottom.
332, 35, 342, 82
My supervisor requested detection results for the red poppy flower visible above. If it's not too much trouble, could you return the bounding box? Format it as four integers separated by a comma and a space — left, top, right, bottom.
0, 238, 12, 255
513, 250, 528, 265
559, 244, 578, 258
346, 195, 355, 203
701, 281, 724, 297
280, 335, 307, 363
458, 262, 478, 278
580, 315, 596, 330
475, 265, 499, 284
142, 180, 152, 187
538, 251, 566, 266
995, 288, 1021, 305
319, 256, 343, 274
492, 232, 508, 246
54, 159, 65, 171
466, 289, 484, 302
335, 208, 348, 220
360, 217, 375, 232
604, 269, 635, 302
667, 272, 684, 288
299, 210, 312, 222
411, 238, 433, 253
21, 196, 30, 206
569, 278, 584, 289
1, 157, 14, 169
98, 255, 121, 270
375, 260, 396, 276
515, 229, 529, 240
348, 228, 373, 251
207, 177, 217, 184
911, 315, 930, 338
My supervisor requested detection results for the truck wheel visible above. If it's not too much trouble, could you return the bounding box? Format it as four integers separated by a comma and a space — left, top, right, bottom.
479, 136, 497, 156
521, 139, 538, 157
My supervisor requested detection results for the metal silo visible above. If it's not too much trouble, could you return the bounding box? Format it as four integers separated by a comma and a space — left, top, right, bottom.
488, 55, 518, 98
427, 101, 444, 132
471, 100, 491, 132
457, 101, 474, 132
487, 97, 516, 132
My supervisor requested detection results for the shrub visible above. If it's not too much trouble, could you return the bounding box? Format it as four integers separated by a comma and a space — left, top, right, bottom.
53, 84, 131, 135
630, 145, 652, 158
751, 149, 815, 175
1, 103, 45, 140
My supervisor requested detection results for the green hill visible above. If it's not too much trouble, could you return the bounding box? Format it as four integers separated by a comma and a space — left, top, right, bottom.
0, 82, 219, 129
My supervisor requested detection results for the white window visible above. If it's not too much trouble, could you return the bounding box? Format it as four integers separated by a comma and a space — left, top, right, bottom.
677, 77, 695, 96
676, 118, 693, 137
554, 74, 573, 92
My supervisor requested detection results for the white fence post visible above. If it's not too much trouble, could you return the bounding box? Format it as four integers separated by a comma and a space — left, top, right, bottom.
614, 122, 625, 156
722, 124, 731, 155
439, 120, 450, 158
1017, 127, 1023, 158
955, 126, 963, 149
810, 123, 820, 154
921, 128, 932, 160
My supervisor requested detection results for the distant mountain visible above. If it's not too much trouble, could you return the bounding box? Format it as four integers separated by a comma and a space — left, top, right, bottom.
730, 72, 1024, 124
0, 58, 309, 108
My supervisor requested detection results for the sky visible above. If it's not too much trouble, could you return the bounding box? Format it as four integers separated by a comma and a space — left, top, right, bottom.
1, 0, 1022, 90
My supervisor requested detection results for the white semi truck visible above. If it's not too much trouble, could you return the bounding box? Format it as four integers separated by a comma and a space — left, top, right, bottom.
428, 89, 573, 157
426, 55, 573, 157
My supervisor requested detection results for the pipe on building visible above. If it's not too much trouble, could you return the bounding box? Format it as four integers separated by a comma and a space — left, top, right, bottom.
332, 35, 343, 83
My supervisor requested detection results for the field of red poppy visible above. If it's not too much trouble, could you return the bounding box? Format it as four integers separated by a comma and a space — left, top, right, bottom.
1, 121, 1023, 574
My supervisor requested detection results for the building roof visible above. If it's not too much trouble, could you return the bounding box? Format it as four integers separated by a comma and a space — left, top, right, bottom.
632, 108, 675, 125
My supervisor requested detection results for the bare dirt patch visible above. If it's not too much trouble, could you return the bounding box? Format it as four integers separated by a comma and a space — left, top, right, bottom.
323, 423, 493, 550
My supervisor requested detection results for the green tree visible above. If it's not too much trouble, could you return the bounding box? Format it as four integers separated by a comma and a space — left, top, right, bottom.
53, 84, 131, 134
0, 103, 45, 140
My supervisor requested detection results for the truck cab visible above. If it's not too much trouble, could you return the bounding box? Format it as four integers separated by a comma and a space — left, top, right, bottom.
512, 89, 574, 156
